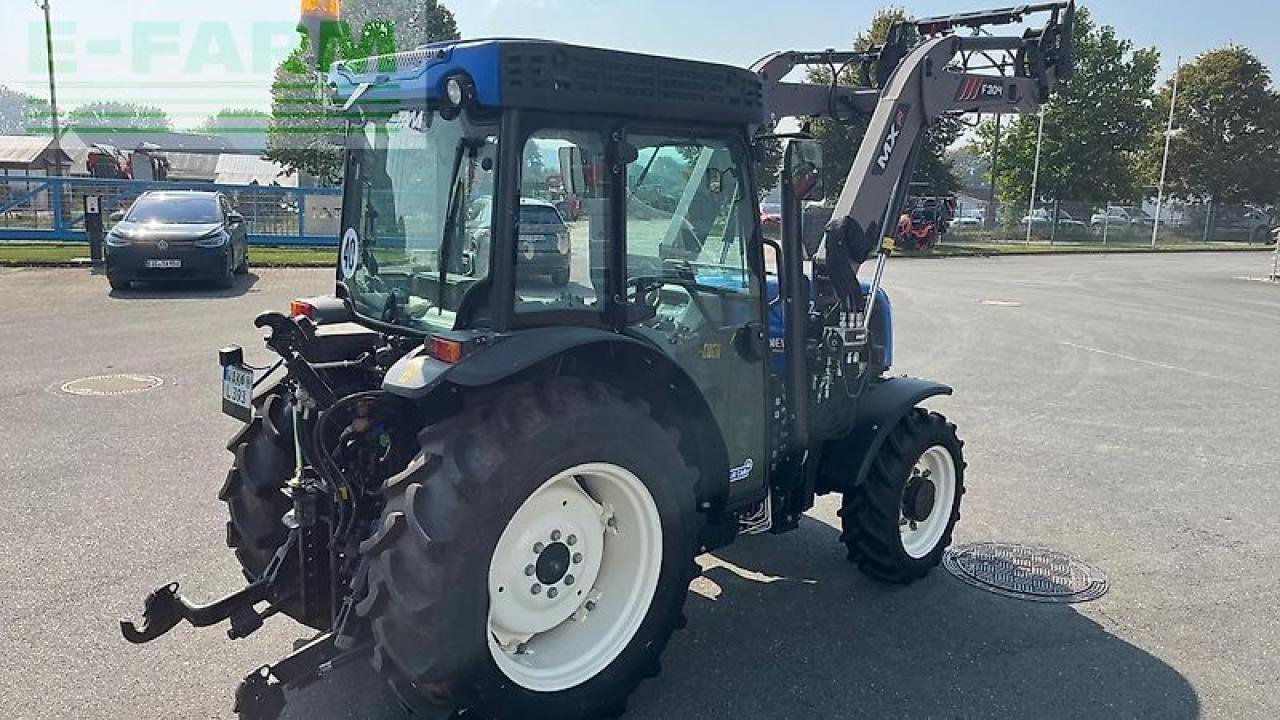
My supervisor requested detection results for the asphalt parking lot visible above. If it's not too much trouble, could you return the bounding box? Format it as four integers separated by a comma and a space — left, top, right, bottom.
1, 252, 1277, 719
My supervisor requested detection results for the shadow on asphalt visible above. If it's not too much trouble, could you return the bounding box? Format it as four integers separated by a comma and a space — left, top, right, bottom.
107, 272, 261, 300
279, 517, 1199, 719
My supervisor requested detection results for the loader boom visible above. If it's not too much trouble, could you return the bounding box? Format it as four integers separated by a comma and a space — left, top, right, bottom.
756, 2, 1074, 248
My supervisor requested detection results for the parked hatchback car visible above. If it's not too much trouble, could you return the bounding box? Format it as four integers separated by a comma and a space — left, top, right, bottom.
1090, 206, 1154, 229
1023, 208, 1086, 229
105, 191, 249, 290
470, 196, 572, 286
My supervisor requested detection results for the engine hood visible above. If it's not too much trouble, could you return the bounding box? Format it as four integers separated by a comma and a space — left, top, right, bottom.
111, 221, 223, 239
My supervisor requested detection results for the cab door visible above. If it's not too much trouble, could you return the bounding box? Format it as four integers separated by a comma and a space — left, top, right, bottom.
621, 132, 770, 505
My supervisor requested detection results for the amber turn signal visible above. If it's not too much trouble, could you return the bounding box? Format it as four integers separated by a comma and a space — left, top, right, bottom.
429, 337, 464, 364
289, 299, 316, 320
300, 0, 341, 20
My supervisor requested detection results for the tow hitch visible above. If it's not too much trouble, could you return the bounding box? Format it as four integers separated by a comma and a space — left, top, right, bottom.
120, 528, 373, 719
120, 533, 296, 644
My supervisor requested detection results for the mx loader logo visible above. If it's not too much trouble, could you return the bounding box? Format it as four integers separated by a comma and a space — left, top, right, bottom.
873, 103, 911, 175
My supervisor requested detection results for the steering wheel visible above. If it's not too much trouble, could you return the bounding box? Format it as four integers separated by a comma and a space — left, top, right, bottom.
627, 275, 720, 326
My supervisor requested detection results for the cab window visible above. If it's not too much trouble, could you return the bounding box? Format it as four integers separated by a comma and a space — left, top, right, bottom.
623, 135, 756, 297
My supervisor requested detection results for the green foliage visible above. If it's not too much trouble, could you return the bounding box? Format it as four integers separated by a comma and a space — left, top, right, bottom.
342, 0, 459, 52
265, 1, 461, 183
968, 8, 1160, 216
0, 86, 50, 135
807, 7, 960, 202
67, 101, 173, 132
195, 108, 270, 149
753, 124, 783, 198
1159, 46, 1280, 207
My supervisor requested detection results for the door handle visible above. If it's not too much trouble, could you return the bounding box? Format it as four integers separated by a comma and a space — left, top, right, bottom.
733, 322, 766, 363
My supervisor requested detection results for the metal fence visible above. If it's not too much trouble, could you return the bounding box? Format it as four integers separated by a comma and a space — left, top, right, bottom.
0, 175, 343, 246
946, 199, 1278, 246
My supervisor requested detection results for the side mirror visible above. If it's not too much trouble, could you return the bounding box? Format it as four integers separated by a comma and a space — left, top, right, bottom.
227, 212, 245, 226
110, 211, 125, 222
784, 139, 824, 203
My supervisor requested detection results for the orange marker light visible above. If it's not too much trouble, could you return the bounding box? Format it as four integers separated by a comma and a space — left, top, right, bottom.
430, 337, 464, 364
300, 0, 341, 20
289, 299, 316, 320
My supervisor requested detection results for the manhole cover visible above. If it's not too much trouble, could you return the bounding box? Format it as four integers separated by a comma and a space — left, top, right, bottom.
943, 542, 1109, 603
60, 374, 164, 397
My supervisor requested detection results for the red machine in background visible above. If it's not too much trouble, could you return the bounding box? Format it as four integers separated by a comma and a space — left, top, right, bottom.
897, 195, 956, 253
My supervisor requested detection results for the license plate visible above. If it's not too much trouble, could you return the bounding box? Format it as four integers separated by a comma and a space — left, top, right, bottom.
221, 364, 254, 422
145, 259, 181, 269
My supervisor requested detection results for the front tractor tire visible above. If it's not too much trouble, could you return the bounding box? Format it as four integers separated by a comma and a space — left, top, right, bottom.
840, 409, 966, 584
357, 379, 703, 719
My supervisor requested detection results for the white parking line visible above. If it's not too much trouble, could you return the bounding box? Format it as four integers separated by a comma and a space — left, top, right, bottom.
1061, 341, 1278, 395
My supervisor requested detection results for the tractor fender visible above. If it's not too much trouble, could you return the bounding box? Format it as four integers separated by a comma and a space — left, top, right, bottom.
384, 327, 651, 398
817, 377, 953, 494
384, 327, 732, 508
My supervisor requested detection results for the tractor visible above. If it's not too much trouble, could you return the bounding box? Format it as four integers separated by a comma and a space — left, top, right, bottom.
121, 3, 1075, 718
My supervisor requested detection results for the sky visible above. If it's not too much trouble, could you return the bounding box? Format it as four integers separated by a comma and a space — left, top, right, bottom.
5, 0, 1279, 131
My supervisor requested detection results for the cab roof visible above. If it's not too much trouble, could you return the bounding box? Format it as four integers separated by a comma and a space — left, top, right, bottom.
330, 39, 766, 127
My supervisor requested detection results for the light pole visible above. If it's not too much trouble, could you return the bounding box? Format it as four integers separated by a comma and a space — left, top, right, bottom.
987, 114, 1002, 233
1152, 57, 1182, 248
35, 0, 63, 176
1026, 107, 1046, 246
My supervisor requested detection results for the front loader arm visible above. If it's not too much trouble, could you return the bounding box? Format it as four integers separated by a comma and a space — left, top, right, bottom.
756, 2, 1075, 252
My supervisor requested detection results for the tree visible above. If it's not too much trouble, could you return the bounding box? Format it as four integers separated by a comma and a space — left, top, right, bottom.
342, 0, 459, 52
67, 102, 173, 132
265, 1, 461, 182
1159, 46, 1280, 218
807, 7, 962, 203
968, 8, 1160, 223
0, 86, 50, 135
195, 108, 270, 151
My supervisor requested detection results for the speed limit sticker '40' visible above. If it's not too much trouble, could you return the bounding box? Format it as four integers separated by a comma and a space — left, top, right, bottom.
340, 228, 360, 279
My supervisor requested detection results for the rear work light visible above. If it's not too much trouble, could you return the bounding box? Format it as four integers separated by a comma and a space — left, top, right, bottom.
289, 299, 316, 320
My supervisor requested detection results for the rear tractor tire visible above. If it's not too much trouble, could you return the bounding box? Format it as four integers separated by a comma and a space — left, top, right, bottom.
840, 409, 966, 584
357, 379, 703, 719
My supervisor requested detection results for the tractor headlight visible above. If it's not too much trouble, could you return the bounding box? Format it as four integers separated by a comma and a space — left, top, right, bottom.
446, 77, 466, 106
443, 75, 475, 112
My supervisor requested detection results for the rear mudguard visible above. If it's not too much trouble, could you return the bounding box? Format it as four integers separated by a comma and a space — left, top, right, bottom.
383, 327, 654, 398
382, 327, 733, 514
816, 377, 953, 494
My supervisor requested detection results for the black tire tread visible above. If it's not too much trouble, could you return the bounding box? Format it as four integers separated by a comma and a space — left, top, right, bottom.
358, 378, 701, 719
840, 409, 966, 585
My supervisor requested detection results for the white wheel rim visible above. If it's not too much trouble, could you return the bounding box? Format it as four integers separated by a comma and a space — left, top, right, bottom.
899, 446, 957, 559
486, 463, 663, 692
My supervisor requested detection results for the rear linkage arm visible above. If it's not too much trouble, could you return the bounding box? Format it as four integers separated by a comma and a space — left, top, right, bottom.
119, 509, 373, 719
120, 533, 298, 644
